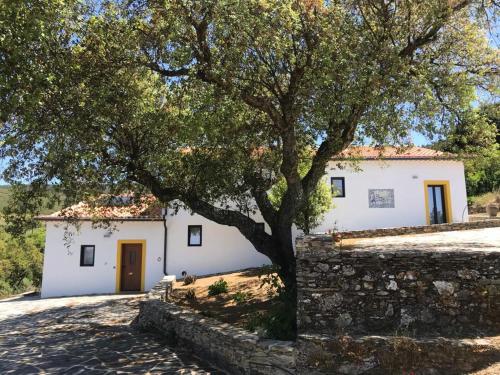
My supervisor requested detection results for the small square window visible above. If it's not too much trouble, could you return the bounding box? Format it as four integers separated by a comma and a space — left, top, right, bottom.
331, 177, 345, 197
80, 245, 95, 266
188, 225, 202, 246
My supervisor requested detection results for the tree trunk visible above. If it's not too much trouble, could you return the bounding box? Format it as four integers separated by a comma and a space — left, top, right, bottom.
268, 223, 297, 301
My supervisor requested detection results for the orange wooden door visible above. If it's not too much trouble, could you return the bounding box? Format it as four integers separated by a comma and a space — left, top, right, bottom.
120, 244, 142, 291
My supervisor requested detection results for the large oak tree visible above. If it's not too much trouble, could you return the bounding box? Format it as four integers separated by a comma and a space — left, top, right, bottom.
1, 0, 498, 294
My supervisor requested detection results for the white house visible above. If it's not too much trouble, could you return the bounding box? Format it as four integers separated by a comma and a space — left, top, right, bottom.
38, 147, 468, 298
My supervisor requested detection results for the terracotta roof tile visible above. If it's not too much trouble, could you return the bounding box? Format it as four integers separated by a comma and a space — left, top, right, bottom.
334, 146, 453, 160
38, 195, 162, 221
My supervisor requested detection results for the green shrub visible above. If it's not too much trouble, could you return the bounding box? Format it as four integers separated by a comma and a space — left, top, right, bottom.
0, 227, 44, 298
207, 278, 228, 296
246, 265, 296, 340
232, 291, 250, 304
244, 297, 296, 340
258, 264, 283, 297
0, 280, 13, 297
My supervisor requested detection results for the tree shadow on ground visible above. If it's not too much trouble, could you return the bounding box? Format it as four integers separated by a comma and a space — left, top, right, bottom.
0, 297, 224, 374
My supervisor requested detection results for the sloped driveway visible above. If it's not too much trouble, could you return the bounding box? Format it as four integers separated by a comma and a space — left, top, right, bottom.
0, 294, 224, 374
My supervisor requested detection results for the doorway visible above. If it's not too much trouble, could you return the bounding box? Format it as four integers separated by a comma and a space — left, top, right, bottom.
424, 181, 452, 225
116, 240, 146, 292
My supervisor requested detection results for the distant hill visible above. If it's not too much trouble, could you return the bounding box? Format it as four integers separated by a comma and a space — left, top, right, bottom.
0, 185, 62, 215
0, 185, 11, 211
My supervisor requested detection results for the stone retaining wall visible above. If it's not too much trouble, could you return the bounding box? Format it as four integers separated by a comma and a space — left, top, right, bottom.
136, 300, 296, 375
137, 225, 500, 374
297, 333, 500, 374
296, 230, 500, 373
337, 219, 500, 239
296, 235, 500, 336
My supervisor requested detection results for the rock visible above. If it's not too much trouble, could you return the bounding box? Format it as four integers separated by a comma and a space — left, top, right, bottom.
335, 313, 353, 328
385, 304, 394, 317
400, 308, 415, 328
363, 282, 374, 290
420, 308, 435, 323
404, 271, 418, 280
457, 269, 480, 280
386, 280, 398, 291
362, 273, 375, 282
322, 293, 343, 310
317, 263, 330, 272
338, 356, 377, 374
433, 281, 455, 296
342, 265, 356, 276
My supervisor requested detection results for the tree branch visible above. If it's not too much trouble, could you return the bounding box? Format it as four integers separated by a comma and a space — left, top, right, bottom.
182, 196, 276, 258
399, 0, 471, 58
301, 107, 364, 197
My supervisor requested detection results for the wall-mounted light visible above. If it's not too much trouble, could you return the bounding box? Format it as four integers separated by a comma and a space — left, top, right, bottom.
412, 175, 418, 179
103, 231, 113, 238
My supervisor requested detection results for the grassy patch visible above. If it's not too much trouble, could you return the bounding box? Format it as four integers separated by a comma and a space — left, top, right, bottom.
469, 190, 500, 207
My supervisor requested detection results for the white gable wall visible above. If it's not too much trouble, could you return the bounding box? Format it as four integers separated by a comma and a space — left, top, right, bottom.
317, 159, 468, 232
41, 215, 271, 298
41, 221, 165, 298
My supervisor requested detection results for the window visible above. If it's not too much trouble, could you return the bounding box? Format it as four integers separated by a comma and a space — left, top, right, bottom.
331, 177, 345, 197
188, 225, 202, 246
80, 245, 95, 266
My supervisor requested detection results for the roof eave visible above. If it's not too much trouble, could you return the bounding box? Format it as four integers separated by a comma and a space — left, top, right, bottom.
35, 216, 164, 222
331, 156, 460, 161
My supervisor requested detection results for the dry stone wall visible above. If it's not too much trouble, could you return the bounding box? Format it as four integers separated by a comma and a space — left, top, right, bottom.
337, 219, 500, 239
137, 300, 296, 375
296, 235, 500, 337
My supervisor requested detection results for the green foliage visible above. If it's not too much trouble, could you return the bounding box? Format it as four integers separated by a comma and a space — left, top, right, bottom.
232, 291, 250, 305
245, 282, 296, 340
0, 227, 45, 298
252, 264, 296, 340
269, 161, 332, 234
0, 186, 12, 212
1, 0, 497, 213
433, 104, 499, 196
207, 278, 228, 296
258, 264, 284, 298
0, 0, 498, 304
464, 149, 500, 196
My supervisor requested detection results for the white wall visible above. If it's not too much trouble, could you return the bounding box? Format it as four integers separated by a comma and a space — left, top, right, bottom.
165, 209, 271, 278
41, 159, 468, 297
41, 213, 272, 297
316, 159, 468, 232
41, 221, 165, 298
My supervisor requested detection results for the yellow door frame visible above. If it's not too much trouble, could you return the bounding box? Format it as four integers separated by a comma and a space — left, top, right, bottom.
423, 180, 453, 225
116, 239, 146, 293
